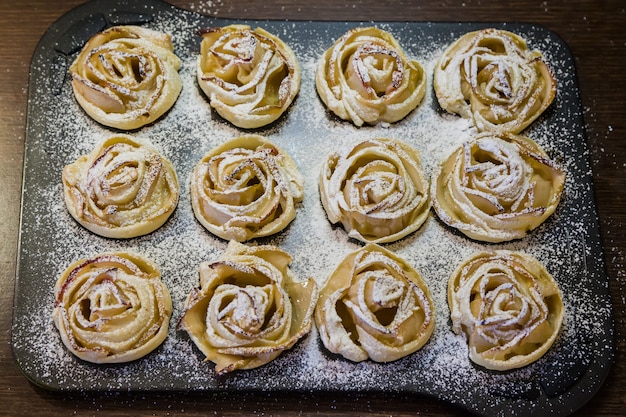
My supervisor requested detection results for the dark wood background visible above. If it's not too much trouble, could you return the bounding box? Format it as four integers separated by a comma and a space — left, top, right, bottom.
1, 0, 623, 416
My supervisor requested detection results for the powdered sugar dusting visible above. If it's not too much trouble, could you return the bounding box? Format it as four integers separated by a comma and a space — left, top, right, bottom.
13, 4, 613, 417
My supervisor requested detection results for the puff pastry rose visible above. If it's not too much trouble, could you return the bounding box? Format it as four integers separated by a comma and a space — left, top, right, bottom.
52, 252, 172, 363
179, 241, 318, 374
197, 25, 301, 128
316, 244, 435, 362
448, 250, 564, 370
62, 134, 180, 239
191, 135, 303, 241
320, 138, 430, 243
434, 28, 556, 134
70, 25, 182, 130
316, 27, 426, 126
431, 132, 565, 242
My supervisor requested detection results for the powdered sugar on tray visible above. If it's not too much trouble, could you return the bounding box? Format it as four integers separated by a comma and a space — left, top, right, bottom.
12, 4, 614, 417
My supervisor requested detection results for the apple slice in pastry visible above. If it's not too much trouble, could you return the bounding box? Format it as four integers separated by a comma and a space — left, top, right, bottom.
62, 134, 180, 239
316, 27, 426, 126
52, 252, 172, 363
448, 250, 565, 371
319, 137, 430, 243
179, 241, 318, 374
315, 244, 435, 363
190, 134, 303, 242
70, 25, 182, 130
434, 28, 556, 134
197, 25, 301, 128
430, 131, 565, 243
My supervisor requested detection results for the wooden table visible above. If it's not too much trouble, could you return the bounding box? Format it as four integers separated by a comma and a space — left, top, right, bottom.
1, 0, 623, 416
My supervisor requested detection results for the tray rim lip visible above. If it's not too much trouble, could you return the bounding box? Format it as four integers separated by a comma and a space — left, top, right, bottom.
10, 0, 616, 416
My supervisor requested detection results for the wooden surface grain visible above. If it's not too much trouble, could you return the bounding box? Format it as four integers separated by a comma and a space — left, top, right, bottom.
1, 0, 624, 416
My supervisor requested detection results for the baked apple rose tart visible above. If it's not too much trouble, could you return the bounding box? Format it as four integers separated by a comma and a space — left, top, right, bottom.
62, 134, 180, 239
191, 135, 304, 242
52, 252, 172, 364
316, 27, 426, 126
315, 244, 435, 362
448, 250, 564, 371
179, 241, 318, 374
431, 132, 565, 243
320, 138, 430, 243
197, 25, 301, 129
434, 28, 556, 134
70, 25, 182, 130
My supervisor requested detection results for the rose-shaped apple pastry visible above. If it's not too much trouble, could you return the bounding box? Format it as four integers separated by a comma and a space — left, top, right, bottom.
431, 132, 565, 243
62, 134, 180, 238
52, 252, 172, 363
197, 25, 301, 128
70, 25, 182, 130
448, 250, 564, 370
179, 241, 318, 374
434, 28, 556, 134
320, 138, 430, 243
316, 27, 426, 126
316, 244, 435, 362
191, 135, 303, 242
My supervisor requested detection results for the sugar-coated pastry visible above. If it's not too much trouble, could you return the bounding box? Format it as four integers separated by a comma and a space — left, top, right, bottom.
52, 252, 172, 364
434, 28, 556, 134
319, 138, 430, 243
179, 241, 318, 374
190, 135, 303, 242
62, 134, 180, 239
315, 244, 435, 362
197, 25, 301, 128
70, 25, 182, 130
431, 131, 565, 242
448, 250, 564, 370
316, 27, 426, 126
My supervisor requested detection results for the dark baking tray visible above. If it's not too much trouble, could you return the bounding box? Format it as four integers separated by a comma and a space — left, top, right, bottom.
12, 0, 614, 416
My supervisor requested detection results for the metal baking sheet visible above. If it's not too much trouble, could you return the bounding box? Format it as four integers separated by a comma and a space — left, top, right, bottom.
12, 0, 614, 416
